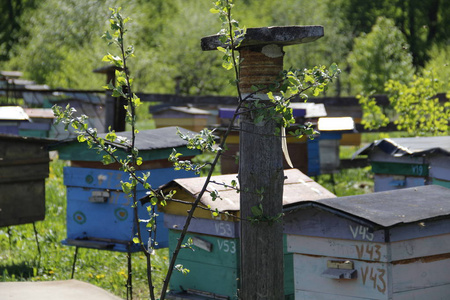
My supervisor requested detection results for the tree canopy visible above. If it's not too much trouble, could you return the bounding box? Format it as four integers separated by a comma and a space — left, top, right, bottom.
0, 0, 448, 96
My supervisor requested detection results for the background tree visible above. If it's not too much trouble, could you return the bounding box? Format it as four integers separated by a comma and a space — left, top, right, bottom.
331, 0, 450, 67
348, 17, 415, 94
0, 0, 36, 62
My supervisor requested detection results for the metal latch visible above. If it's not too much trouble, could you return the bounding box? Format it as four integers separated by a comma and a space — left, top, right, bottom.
89, 191, 109, 203
191, 236, 213, 252
321, 260, 357, 279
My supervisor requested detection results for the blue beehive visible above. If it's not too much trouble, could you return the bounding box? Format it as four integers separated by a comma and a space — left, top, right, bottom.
55, 126, 200, 252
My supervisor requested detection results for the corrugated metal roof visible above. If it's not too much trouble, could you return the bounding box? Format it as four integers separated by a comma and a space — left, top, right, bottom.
286, 185, 450, 228
159, 168, 335, 212
353, 136, 450, 158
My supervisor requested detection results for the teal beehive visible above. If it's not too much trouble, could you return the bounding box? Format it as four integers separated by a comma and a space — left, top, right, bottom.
157, 169, 336, 299
56, 127, 200, 252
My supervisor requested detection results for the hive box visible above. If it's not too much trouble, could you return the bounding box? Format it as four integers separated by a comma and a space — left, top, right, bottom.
0, 135, 51, 227
218, 106, 354, 176
55, 127, 200, 252
354, 137, 450, 192
156, 169, 336, 299
284, 185, 450, 299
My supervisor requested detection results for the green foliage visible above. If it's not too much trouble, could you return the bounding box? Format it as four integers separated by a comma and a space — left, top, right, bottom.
348, 17, 415, 94
358, 92, 390, 130
0, 0, 37, 61
359, 70, 450, 136
385, 70, 450, 136
425, 45, 450, 92
332, 0, 450, 67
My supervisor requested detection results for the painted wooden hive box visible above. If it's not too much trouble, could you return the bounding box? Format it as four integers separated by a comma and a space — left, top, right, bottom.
154, 168, 336, 299
0, 134, 51, 227
217, 105, 354, 176
55, 126, 200, 252
218, 103, 327, 176
284, 185, 450, 299
150, 106, 213, 133
353, 136, 450, 192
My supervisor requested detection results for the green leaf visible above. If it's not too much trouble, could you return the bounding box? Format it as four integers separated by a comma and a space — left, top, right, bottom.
251, 204, 263, 217
77, 135, 86, 143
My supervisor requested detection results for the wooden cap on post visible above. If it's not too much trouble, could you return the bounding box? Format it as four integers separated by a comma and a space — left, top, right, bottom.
201, 25, 324, 51
201, 26, 324, 93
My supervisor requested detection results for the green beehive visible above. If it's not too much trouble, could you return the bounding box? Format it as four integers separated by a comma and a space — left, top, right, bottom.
158, 169, 335, 299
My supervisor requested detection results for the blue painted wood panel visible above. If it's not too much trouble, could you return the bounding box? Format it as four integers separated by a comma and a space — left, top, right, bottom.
164, 213, 239, 238
66, 186, 166, 252
64, 166, 198, 252
283, 207, 386, 242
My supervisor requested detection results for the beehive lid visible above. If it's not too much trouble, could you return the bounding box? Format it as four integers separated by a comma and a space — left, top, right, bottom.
152, 106, 211, 116
157, 168, 335, 215
318, 117, 354, 132
353, 136, 450, 158
290, 103, 327, 118
0, 106, 30, 121
285, 185, 450, 228
54, 126, 201, 161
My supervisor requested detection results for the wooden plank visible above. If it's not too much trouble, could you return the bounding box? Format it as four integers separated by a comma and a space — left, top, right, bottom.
283, 208, 386, 242
168, 230, 239, 268
66, 187, 168, 250
287, 235, 389, 262
0, 162, 49, 183
57, 142, 199, 162
0, 180, 45, 227
429, 155, 450, 181
295, 290, 376, 299
369, 148, 427, 165
293, 254, 389, 299
64, 166, 196, 191
432, 178, 450, 189
168, 260, 239, 299
390, 233, 450, 261
164, 214, 239, 238
393, 284, 450, 300
392, 256, 450, 293
373, 174, 425, 192
371, 162, 429, 177
389, 218, 450, 242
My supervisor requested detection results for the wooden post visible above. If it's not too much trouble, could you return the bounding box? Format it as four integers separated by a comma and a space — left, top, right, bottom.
93, 65, 126, 132
202, 26, 323, 299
